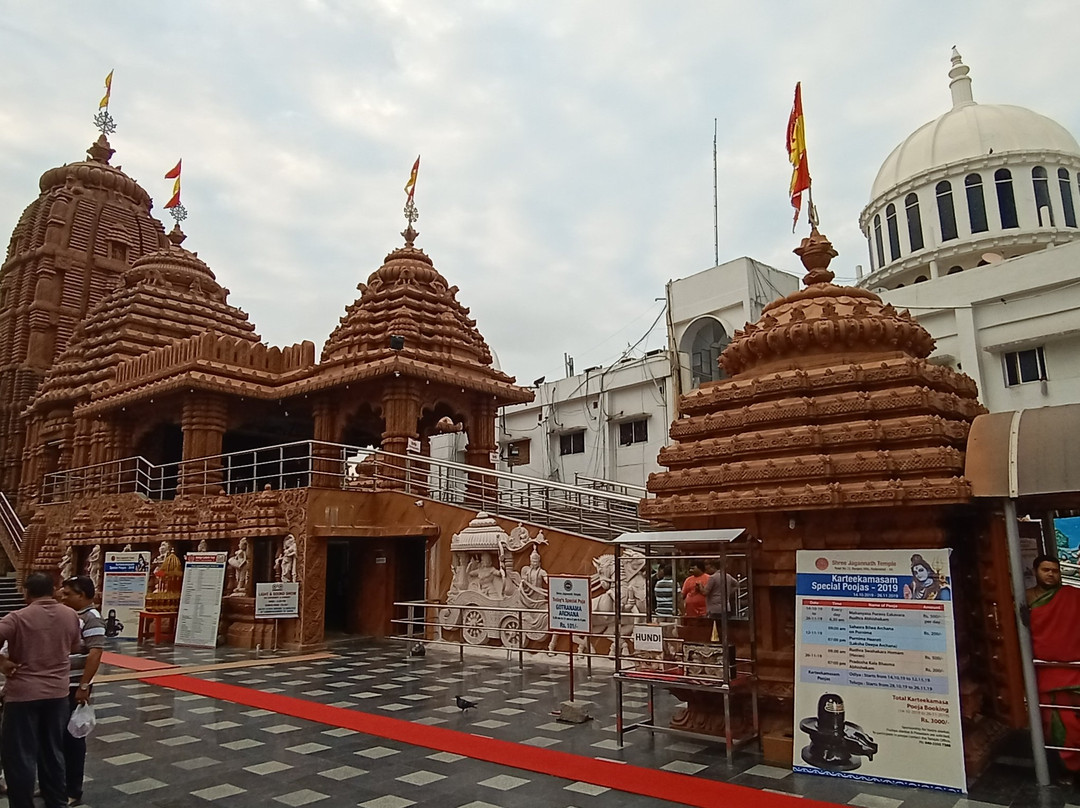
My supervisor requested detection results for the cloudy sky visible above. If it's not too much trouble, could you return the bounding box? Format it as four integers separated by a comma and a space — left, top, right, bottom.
2, 1, 1078, 384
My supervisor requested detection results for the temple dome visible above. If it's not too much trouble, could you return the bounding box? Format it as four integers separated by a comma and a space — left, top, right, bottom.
642, 229, 985, 518
321, 228, 512, 385
28, 228, 258, 415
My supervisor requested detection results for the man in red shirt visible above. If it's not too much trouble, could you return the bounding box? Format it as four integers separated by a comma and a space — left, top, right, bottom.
0, 572, 82, 808
680, 561, 709, 618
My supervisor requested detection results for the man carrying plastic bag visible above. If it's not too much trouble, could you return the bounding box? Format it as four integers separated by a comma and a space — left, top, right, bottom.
60, 576, 105, 806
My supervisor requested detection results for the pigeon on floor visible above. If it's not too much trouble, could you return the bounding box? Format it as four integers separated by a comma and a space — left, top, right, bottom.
456, 695, 478, 713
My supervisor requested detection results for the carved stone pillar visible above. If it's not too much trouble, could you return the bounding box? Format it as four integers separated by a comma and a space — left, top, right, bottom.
380, 380, 421, 489
178, 393, 228, 495
465, 396, 497, 506
311, 400, 340, 488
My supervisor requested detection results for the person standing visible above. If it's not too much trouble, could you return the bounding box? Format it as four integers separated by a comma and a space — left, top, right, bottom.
0, 572, 81, 808
680, 561, 709, 618
1027, 554, 1080, 781
59, 576, 105, 806
653, 565, 675, 616
703, 561, 738, 625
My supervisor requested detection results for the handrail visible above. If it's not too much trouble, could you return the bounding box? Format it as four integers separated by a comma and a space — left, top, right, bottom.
574, 473, 649, 498
0, 492, 24, 570
40, 440, 650, 542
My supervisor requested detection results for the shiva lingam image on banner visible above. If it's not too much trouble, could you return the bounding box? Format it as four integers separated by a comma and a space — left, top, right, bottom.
799, 693, 879, 772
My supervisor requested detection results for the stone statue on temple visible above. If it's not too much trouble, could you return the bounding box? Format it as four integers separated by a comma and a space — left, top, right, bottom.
227, 537, 251, 597
467, 553, 504, 598
122, 543, 133, 552
274, 534, 297, 583
59, 543, 76, 581
519, 546, 549, 602
151, 541, 173, 593
85, 544, 102, 592
197, 539, 208, 551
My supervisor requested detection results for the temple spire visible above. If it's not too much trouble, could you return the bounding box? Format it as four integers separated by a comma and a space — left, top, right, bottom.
949, 47, 975, 108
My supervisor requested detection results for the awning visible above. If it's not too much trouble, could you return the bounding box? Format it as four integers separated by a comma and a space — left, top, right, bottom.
965, 403, 1080, 499
612, 528, 748, 545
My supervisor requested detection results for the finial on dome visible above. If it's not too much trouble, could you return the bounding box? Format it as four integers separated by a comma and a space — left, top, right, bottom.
167, 223, 187, 247
401, 223, 419, 247
86, 134, 115, 165
948, 47, 975, 108
793, 225, 838, 286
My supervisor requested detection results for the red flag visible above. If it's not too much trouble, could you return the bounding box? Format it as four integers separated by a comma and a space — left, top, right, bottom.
787, 83, 811, 230
164, 160, 182, 209
404, 155, 420, 202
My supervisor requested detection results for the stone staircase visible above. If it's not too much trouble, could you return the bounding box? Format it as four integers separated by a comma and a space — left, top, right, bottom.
0, 575, 21, 618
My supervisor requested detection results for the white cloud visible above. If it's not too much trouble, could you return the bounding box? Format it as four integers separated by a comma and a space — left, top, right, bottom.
2, 1, 1079, 383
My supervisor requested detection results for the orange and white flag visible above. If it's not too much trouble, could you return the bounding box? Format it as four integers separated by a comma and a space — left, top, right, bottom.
404, 155, 420, 202
164, 160, 182, 209
787, 82, 811, 230
99, 70, 114, 110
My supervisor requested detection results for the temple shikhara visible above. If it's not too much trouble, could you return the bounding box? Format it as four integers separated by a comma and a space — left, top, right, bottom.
0, 91, 1039, 785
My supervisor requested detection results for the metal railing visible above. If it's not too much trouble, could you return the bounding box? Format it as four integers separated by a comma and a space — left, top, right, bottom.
0, 492, 23, 569
574, 473, 649, 498
1034, 658, 1080, 760
41, 441, 650, 542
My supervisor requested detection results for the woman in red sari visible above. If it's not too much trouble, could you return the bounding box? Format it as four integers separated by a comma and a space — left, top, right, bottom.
1028, 554, 1080, 776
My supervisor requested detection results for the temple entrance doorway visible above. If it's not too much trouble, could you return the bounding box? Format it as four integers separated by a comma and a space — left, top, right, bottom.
322, 536, 427, 638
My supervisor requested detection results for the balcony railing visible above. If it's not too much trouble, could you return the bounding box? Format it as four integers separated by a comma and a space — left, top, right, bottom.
41, 441, 650, 542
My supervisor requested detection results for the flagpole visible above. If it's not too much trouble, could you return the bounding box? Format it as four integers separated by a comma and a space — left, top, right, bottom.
713, 118, 719, 267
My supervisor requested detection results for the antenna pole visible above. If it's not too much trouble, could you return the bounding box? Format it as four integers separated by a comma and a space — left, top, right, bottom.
713, 118, 719, 266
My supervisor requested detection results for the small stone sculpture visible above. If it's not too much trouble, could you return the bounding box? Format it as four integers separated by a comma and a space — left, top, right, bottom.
151, 541, 173, 593
85, 544, 102, 591
197, 539, 208, 552
227, 537, 251, 596
59, 543, 76, 581
274, 533, 297, 583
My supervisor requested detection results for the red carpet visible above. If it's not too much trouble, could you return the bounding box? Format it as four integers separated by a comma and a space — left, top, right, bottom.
104, 652, 839, 808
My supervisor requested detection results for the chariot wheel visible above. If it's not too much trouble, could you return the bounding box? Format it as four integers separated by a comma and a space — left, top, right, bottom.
499, 614, 522, 648
461, 608, 487, 645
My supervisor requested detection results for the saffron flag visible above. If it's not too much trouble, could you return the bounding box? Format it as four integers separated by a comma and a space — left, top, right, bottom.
787, 82, 811, 230
404, 155, 420, 202
99, 69, 114, 110
164, 160, 182, 209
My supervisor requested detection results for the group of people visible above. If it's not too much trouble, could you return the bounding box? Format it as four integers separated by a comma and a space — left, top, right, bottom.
0, 572, 104, 808
650, 560, 739, 626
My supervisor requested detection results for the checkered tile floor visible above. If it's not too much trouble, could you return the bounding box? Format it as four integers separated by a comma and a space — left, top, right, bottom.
3, 640, 1077, 808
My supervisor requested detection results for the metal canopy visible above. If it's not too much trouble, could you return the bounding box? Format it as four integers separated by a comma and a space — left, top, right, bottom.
965, 403, 1080, 498
612, 528, 749, 545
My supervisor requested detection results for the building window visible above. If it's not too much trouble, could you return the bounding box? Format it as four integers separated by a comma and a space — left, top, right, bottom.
936, 181, 958, 241
684, 319, 730, 389
996, 169, 1019, 229
1059, 168, 1077, 228
965, 174, 988, 233
873, 214, 885, 267
905, 193, 924, 251
1003, 347, 1047, 387
559, 432, 585, 456
947, 265, 963, 275
619, 419, 648, 447
1033, 167, 1055, 226
885, 203, 901, 260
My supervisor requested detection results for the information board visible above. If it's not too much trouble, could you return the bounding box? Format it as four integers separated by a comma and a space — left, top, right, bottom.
548, 575, 591, 633
176, 552, 228, 648
100, 551, 151, 639
793, 549, 965, 793
255, 582, 300, 618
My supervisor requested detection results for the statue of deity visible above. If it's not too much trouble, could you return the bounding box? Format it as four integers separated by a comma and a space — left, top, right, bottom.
274, 534, 297, 583
197, 539, 208, 552
85, 544, 103, 591
151, 541, 173, 594
227, 537, 251, 596
59, 544, 76, 581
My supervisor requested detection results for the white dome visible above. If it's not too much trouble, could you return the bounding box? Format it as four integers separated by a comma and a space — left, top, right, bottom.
869, 49, 1080, 201
871, 104, 1080, 200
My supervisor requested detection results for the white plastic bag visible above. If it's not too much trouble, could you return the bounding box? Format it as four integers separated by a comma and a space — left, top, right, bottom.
67, 703, 96, 739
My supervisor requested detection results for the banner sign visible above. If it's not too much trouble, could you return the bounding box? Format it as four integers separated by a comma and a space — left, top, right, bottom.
548, 575, 591, 633
633, 624, 663, 653
793, 549, 965, 793
100, 551, 151, 639
255, 582, 300, 619
176, 552, 228, 648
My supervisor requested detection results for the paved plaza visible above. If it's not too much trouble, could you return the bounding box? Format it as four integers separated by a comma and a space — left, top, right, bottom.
4, 639, 1077, 808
